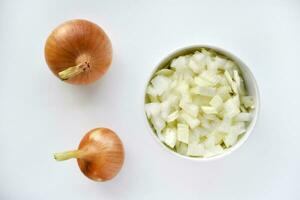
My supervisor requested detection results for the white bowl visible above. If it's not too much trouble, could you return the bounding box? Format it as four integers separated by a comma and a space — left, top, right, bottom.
144, 45, 260, 161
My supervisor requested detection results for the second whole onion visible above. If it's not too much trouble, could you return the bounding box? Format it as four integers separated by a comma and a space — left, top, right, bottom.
54, 128, 125, 182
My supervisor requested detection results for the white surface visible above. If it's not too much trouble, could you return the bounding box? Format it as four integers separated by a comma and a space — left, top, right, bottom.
0, 0, 299, 199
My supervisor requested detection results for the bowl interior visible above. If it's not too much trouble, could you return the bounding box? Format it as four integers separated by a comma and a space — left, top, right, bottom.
144, 45, 259, 161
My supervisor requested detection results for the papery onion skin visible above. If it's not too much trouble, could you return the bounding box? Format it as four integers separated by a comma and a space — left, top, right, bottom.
44, 19, 112, 85
77, 128, 125, 182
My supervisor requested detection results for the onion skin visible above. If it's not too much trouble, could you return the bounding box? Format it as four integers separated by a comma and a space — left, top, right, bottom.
54, 128, 125, 182
44, 19, 112, 85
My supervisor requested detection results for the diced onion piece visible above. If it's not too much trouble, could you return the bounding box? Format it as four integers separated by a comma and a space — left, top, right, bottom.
151, 75, 171, 96
209, 119, 221, 131
195, 86, 216, 97
177, 123, 189, 143
194, 76, 213, 87
233, 70, 241, 90
241, 96, 255, 109
200, 116, 211, 130
189, 129, 201, 144
155, 68, 174, 76
192, 95, 211, 107
180, 112, 200, 129
204, 145, 224, 157
176, 142, 188, 155
149, 95, 159, 103
213, 132, 225, 145
200, 70, 220, 85
207, 56, 227, 72
188, 59, 201, 74
181, 93, 192, 103
179, 100, 199, 117
214, 56, 227, 68
239, 81, 247, 96
217, 86, 231, 101
218, 117, 232, 133
224, 70, 238, 94
223, 124, 246, 148
192, 51, 206, 69
171, 56, 187, 71
173, 68, 194, 81
240, 105, 247, 113
160, 101, 171, 120
169, 80, 178, 89
151, 116, 165, 133
218, 76, 229, 86
224, 133, 238, 147
231, 122, 246, 135
201, 48, 214, 57
146, 85, 159, 102
146, 85, 157, 97
224, 60, 235, 70
145, 103, 160, 118
161, 93, 179, 105
201, 106, 218, 114
204, 114, 218, 121
187, 143, 205, 156
157, 130, 165, 141
175, 81, 189, 95
193, 127, 209, 137
209, 95, 223, 109
224, 96, 240, 118
235, 112, 252, 122
164, 128, 177, 148
204, 135, 216, 148
166, 110, 179, 122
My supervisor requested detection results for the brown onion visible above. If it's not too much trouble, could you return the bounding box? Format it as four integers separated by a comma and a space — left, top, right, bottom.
54, 128, 125, 182
44, 19, 112, 85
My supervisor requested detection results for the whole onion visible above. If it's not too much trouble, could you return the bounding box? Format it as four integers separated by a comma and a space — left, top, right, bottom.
44, 19, 112, 84
54, 128, 125, 182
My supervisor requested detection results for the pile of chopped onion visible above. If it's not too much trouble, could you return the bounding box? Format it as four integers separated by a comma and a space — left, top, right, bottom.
145, 48, 255, 157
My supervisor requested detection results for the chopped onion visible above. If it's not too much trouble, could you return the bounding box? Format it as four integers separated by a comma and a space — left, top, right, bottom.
176, 142, 188, 155
234, 112, 252, 122
166, 110, 179, 122
195, 86, 216, 97
209, 95, 223, 109
241, 96, 255, 109
155, 69, 174, 76
164, 128, 177, 148
179, 100, 199, 117
177, 123, 189, 143
224, 70, 238, 94
194, 76, 213, 87
145, 103, 160, 118
151, 75, 171, 96
145, 49, 255, 157
187, 143, 205, 156
200, 70, 220, 85
188, 59, 201, 74
180, 111, 200, 129
224, 96, 240, 118
201, 106, 218, 114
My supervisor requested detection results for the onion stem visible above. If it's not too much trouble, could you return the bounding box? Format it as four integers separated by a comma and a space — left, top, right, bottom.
54, 150, 82, 161
58, 62, 89, 80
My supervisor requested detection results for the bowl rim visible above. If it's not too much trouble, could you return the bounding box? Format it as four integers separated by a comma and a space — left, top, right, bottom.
143, 44, 260, 161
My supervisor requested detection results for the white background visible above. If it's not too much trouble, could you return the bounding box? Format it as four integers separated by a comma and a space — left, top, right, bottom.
0, 0, 299, 199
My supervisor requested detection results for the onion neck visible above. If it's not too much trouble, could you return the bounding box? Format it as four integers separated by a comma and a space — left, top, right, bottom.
58, 62, 90, 80
54, 150, 84, 161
